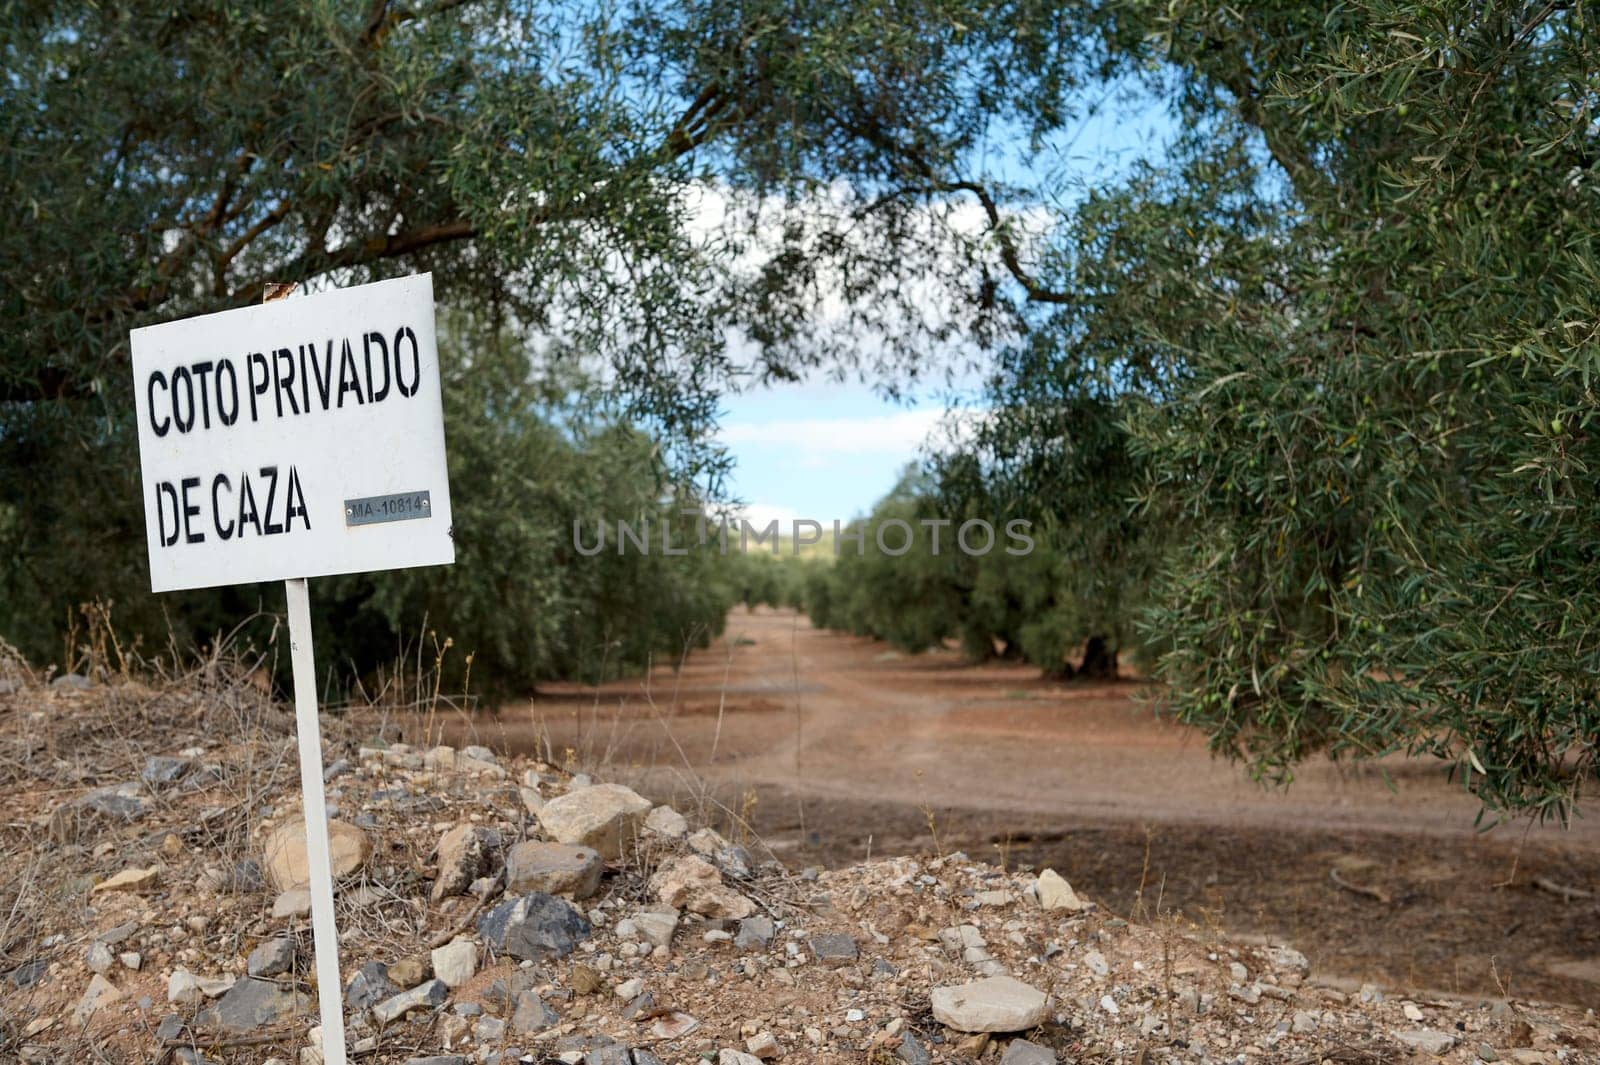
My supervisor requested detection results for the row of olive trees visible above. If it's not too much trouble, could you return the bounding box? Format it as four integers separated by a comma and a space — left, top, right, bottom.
760, 462, 1157, 679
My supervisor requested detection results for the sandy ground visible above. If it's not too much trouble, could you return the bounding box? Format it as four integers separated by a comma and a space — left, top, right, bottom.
434, 606, 1600, 1007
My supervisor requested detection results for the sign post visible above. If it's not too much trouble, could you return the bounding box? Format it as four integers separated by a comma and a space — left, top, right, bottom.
131, 275, 454, 1063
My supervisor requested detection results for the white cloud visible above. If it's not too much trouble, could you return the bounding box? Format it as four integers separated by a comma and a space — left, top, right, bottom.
720, 408, 947, 455
732, 502, 806, 529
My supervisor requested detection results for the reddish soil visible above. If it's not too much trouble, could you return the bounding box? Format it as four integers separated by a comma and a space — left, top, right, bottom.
436, 606, 1600, 1008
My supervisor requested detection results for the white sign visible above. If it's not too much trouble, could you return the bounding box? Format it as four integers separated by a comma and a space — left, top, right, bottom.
131, 274, 454, 592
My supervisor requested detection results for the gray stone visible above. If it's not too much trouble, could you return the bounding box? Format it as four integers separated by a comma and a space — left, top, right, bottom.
227, 859, 266, 893
633, 910, 679, 950
1001, 1039, 1057, 1065
621, 992, 657, 1019
896, 1033, 932, 1065
271, 888, 311, 919
510, 990, 559, 1033
155, 1014, 186, 1041
51, 672, 92, 690
50, 783, 147, 842
643, 805, 688, 839
372, 978, 449, 1024
735, 915, 774, 951
505, 841, 603, 899
9, 958, 46, 987
86, 941, 114, 974
403, 1058, 466, 1065
1392, 1030, 1457, 1056
74, 974, 122, 1025
323, 758, 352, 782
246, 937, 295, 978
431, 938, 478, 988
631, 1053, 668, 1065
345, 961, 394, 1010
809, 933, 858, 964
141, 756, 192, 787
931, 976, 1049, 1033
98, 921, 140, 945
586, 1048, 631, 1065
432, 824, 495, 902
174, 1050, 216, 1065
715, 846, 755, 880
474, 1015, 507, 1042
196, 976, 306, 1034
478, 893, 590, 962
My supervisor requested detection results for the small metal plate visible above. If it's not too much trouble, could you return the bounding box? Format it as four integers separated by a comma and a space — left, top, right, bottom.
345, 490, 432, 527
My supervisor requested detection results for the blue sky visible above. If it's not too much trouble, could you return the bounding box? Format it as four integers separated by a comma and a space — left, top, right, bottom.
716, 86, 1179, 524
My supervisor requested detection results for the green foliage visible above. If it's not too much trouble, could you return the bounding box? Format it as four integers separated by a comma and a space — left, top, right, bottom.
956, 1, 1600, 817
316, 322, 740, 695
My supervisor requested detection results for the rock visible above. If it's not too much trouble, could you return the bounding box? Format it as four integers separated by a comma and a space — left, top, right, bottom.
896, 1034, 932, 1065
73, 974, 121, 1025
155, 1014, 186, 1041
345, 962, 394, 1010
474, 1015, 507, 1042
387, 953, 432, 990
719, 1051, 762, 1065
1266, 944, 1311, 976
746, 1032, 781, 1059
931, 976, 1049, 1033
478, 893, 591, 962
92, 865, 160, 894
735, 915, 774, 950
51, 672, 92, 690
262, 818, 371, 892
372, 979, 449, 1024
505, 841, 603, 899
633, 910, 679, 950
50, 784, 146, 844
272, 889, 311, 919
403, 1058, 466, 1065
120, 951, 142, 971
1035, 869, 1089, 913
650, 1012, 700, 1039
569, 963, 604, 994
509, 990, 559, 1033
809, 933, 858, 965
1292, 1010, 1318, 1033
644, 805, 689, 839
86, 941, 114, 974
536, 783, 651, 859
686, 827, 727, 856
141, 756, 192, 787
1001, 1039, 1056, 1065
1392, 1030, 1457, 1056
168, 969, 235, 1004
197, 976, 306, 1033
622, 992, 657, 1019
247, 937, 296, 978
431, 938, 478, 988
649, 856, 754, 919
432, 824, 495, 901
9, 958, 45, 987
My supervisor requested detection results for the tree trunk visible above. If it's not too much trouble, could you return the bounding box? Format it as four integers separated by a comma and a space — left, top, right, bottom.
1078, 636, 1118, 680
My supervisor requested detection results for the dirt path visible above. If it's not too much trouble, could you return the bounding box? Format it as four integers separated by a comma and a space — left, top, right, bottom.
441, 606, 1600, 1006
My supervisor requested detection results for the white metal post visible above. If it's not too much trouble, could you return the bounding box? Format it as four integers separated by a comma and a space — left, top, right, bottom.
284, 577, 348, 1065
